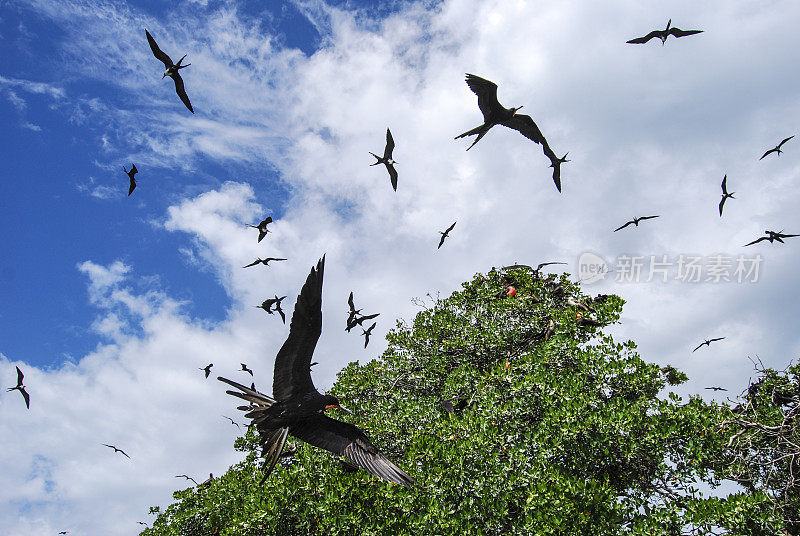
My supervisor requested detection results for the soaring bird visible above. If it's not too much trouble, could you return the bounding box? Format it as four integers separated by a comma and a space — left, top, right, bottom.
6, 366, 29, 409
370, 128, 398, 191
243, 257, 287, 268
249, 217, 273, 242
347, 312, 380, 333
614, 215, 660, 232
199, 363, 213, 379
123, 164, 138, 196
438, 221, 457, 249
626, 20, 703, 45
145, 29, 194, 113
102, 444, 131, 458
240, 363, 254, 376
175, 474, 198, 485
744, 230, 800, 246
719, 175, 735, 216
222, 415, 241, 430
346, 292, 361, 326
218, 256, 414, 486
257, 295, 287, 323
692, 337, 725, 352
704, 386, 727, 392
455, 74, 564, 191
759, 136, 794, 160
362, 322, 377, 348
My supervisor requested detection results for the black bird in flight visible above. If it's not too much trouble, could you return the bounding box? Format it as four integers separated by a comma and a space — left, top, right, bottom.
759, 136, 794, 160
145, 29, 194, 113
370, 128, 398, 191
199, 363, 213, 379
102, 444, 131, 458
137, 522, 149, 528
7, 366, 30, 409
626, 20, 703, 45
614, 215, 659, 232
58, 532, 69, 535
257, 295, 287, 324
222, 415, 241, 430
123, 164, 138, 196
346, 292, 361, 325
455, 74, 564, 191
744, 230, 800, 246
438, 221, 456, 249
362, 322, 377, 348
347, 312, 380, 333
243, 257, 287, 268
249, 216, 273, 242
704, 386, 727, 392
218, 256, 414, 486
240, 363, 254, 376
175, 474, 198, 485
719, 175, 734, 216
693, 337, 725, 352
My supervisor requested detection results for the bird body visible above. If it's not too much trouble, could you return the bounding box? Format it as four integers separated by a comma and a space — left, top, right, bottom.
6, 366, 30, 409
719, 175, 734, 216
370, 128, 398, 191
627, 20, 703, 45
249, 217, 273, 242
200, 363, 213, 378
146, 30, 194, 113
760, 136, 794, 160
614, 215, 660, 232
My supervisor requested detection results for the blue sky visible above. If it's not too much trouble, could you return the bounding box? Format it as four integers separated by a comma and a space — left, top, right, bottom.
2, 0, 800, 534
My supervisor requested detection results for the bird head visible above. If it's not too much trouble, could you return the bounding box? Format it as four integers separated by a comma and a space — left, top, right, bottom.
512, 106, 523, 115
323, 395, 350, 413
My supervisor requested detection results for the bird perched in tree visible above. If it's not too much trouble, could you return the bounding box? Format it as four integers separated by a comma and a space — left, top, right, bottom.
438, 221, 457, 249
759, 136, 794, 160
370, 128, 398, 191
626, 20, 703, 45
6, 366, 30, 409
198, 473, 213, 487
455, 74, 565, 191
249, 217, 273, 242
102, 444, 130, 458
218, 256, 414, 486
240, 363, 254, 376
614, 215, 660, 232
361, 322, 377, 348
744, 230, 800, 246
243, 257, 287, 268
719, 175, 735, 216
692, 337, 725, 352
123, 164, 138, 196
145, 29, 194, 113
199, 363, 213, 379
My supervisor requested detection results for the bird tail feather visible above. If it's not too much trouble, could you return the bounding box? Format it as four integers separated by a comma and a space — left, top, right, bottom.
259, 427, 289, 484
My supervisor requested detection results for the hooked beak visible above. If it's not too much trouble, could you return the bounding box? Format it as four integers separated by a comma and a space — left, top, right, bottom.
326, 404, 351, 414
514, 105, 523, 114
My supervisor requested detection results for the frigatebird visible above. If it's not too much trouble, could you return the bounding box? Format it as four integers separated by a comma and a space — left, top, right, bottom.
240, 363, 254, 376
7, 366, 30, 409
719, 175, 734, 216
614, 215, 659, 232
198, 473, 213, 487
760, 136, 794, 160
370, 128, 398, 191
145, 29, 194, 113
346, 292, 361, 327
257, 295, 287, 323
693, 337, 725, 352
438, 221, 456, 249
744, 230, 800, 246
705, 386, 727, 392
347, 312, 380, 333
243, 257, 287, 268
102, 444, 130, 458
175, 474, 198, 485
123, 164, 138, 196
200, 363, 213, 379
626, 20, 703, 45
218, 256, 414, 486
222, 415, 241, 430
249, 217, 273, 242
362, 322, 377, 348
455, 74, 564, 191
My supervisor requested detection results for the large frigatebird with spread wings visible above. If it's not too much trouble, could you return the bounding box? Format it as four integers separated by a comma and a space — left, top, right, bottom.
145, 29, 194, 113
219, 257, 414, 486
370, 128, 398, 191
760, 136, 794, 160
626, 20, 703, 45
455, 74, 565, 191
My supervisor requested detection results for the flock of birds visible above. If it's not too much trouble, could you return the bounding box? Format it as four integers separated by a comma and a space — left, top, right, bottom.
4, 16, 800, 532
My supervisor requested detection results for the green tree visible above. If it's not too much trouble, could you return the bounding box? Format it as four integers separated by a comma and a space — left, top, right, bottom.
141, 267, 788, 535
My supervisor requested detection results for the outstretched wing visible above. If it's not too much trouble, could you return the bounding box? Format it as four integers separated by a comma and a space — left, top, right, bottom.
627, 30, 662, 44
171, 73, 194, 113
290, 414, 415, 486
437, 233, 447, 249
719, 196, 726, 216
614, 221, 633, 232
145, 30, 174, 68
721, 175, 728, 195
128, 177, 136, 196
15, 366, 24, 387
444, 221, 457, 234
130, 164, 138, 176
668, 27, 703, 39
384, 128, 395, 160
465, 74, 501, 122
387, 164, 398, 191
243, 259, 261, 268
500, 113, 545, 145
541, 140, 562, 192
778, 135, 795, 149
692, 342, 704, 352
640, 215, 660, 221
744, 236, 768, 246
272, 256, 325, 401
709, 337, 726, 343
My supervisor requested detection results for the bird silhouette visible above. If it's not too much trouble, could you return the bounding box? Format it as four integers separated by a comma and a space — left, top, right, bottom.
692, 337, 725, 352
240, 363, 254, 376
198, 473, 213, 487
744, 230, 800, 246
6, 366, 30, 409
222, 415, 241, 430
370, 128, 398, 191
346, 291, 362, 327
137, 522, 148, 528
455, 74, 564, 191
438, 221, 457, 249
145, 29, 194, 113
614, 215, 660, 232
760, 136, 794, 160
704, 386, 727, 392
719, 175, 735, 216
123, 164, 138, 196
627, 20, 703, 45
218, 256, 414, 486
243, 257, 287, 268
362, 322, 377, 348
249, 217, 273, 242
102, 443, 130, 458
347, 312, 380, 333
175, 474, 198, 485
257, 295, 287, 323
200, 363, 213, 379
